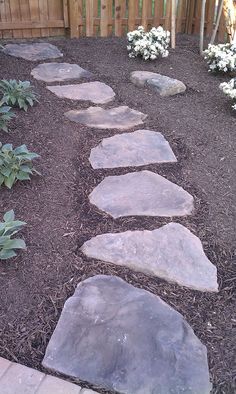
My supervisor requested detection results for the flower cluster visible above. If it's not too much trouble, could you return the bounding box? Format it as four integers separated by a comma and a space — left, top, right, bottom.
204, 43, 236, 73
220, 78, 236, 110
127, 26, 170, 60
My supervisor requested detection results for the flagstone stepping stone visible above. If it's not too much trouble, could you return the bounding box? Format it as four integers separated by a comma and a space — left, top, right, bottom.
89, 170, 194, 218
89, 129, 177, 169
65, 106, 147, 130
2, 43, 63, 61
47, 82, 115, 104
81, 223, 218, 292
130, 71, 186, 97
42, 275, 212, 394
31, 62, 93, 83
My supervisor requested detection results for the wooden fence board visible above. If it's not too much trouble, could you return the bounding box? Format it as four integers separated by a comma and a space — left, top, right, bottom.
154, 0, 164, 27
115, 0, 126, 36
128, 0, 139, 31
19, 0, 32, 38
86, 0, 93, 36
10, 0, 22, 38
39, 0, 49, 37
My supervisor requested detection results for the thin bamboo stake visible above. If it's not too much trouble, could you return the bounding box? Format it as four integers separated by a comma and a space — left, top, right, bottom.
200, 0, 206, 55
210, 0, 224, 44
171, 0, 176, 48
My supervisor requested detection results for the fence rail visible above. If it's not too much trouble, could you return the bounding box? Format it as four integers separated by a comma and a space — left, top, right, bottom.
0, 0, 232, 41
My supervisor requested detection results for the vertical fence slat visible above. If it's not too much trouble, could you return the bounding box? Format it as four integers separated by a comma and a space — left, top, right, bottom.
176, 0, 185, 33
164, 0, 171, 30
29, 0, 41, 37
128, 0, 139, 31
10, 0, 23, 38
63, 0, 69, 28
154, 0, 164, 27
206, 0, 215, 36
193, 0, 202, 34
86, 0, 93, 36
39, 0, 49, 37
115, 0, 125, 36
0, 0, 12, 38
100, 0, 108, 36
19, 0, 32, 38
142, 0, 153, 30
69, 0, 80, 37
186, 0, 195, 34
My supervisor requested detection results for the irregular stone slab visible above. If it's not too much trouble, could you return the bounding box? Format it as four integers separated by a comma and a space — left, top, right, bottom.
65, 106, 147, 130
131, 71, 186, 97
89, 129, 177, 169
81, 223, 218, 292
2, 43, 63, 61
31, 62, 93, 83
47, 82, 115, 104
42, 275, 212, 394
89, 170, 194, 218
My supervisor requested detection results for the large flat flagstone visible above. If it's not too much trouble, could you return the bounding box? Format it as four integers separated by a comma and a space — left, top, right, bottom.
65, 106, 147, 130
47, 82, 115, 104
31, 62, 93, 82
130, 71, 186, 97
89, 129, 177, 169
89, 170, 194, 218
42, 275, 212, 394
81, 223, 218, 292
2, 43, 63, 61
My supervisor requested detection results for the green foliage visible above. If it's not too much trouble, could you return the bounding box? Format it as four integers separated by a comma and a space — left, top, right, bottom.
0, 79, 39, 111
0, 209, 26, 260
0, 105, 15, 132
0, 143, 40, 189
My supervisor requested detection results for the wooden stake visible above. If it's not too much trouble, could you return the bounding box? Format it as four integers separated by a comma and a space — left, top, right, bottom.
200, 0, 206, 55
210, 0, 224, 44
171, 0, 176, 48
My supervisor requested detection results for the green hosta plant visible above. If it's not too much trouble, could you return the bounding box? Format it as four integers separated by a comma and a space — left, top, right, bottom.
0, 209, 26, 260
0, 105, 15, 132
0, 143, 40, 189
0, 79, 39, 111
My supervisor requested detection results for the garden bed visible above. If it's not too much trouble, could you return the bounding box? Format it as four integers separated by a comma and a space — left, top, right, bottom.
0, 34, 235, 393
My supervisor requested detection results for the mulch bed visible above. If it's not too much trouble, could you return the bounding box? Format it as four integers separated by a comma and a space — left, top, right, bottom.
0, 34, 235, 393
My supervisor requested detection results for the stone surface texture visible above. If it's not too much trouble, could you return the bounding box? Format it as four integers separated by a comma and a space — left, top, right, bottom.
81, 223, 218, 292
65, 106, 147, 130
2, 43, 63, 61
131, 71, 186, 97
89, 170, 194, 218
31, 62, 93, 82
0, 357, 99, 394
42, 275, 212, 394
89, 129, 177, 169
47, 82, 115, 104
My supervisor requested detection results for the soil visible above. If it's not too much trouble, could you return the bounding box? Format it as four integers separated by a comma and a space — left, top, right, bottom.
0, 34, 235, 393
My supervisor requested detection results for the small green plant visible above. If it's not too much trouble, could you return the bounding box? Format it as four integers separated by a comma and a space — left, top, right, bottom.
0, 79, 39, 111
0, 105, 15, 132
0, 143, 40, 189
0, 209, 26, 260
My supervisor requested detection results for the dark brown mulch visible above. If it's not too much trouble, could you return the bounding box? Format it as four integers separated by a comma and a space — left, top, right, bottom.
0, 34, 235, 393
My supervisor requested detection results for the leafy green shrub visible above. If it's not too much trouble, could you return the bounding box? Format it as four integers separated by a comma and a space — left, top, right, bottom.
0, 143, 40, 189
0, 105, 15, 132
0, 80, 39, 111
0, 209, 26, 260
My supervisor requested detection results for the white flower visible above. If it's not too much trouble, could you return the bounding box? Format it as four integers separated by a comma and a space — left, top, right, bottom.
126, 25, 170, 61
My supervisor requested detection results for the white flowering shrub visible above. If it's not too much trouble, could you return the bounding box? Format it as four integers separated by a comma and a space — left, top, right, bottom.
204, 43, 236, 73
127, 26, 170, 60
220, 78, 236, 110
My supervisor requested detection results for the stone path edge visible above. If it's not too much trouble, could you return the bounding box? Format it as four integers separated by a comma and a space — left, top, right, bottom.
0, 357, 99, 394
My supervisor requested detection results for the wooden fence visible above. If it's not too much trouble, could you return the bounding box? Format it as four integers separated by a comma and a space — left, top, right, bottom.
0, 0, 232, 41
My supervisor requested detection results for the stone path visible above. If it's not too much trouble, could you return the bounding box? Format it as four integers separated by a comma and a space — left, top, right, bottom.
0, 357, 98, 394
47, 82, 115, 104
65, 106, 147, 130
31, 62, 93, 82
130, 71, 186, 97
43, 275, 212, 394
2, 43, 63, 61
89, 129, 177, 168
89, 170, 194, 218
2, 42, 215, 393
81, 223, 218, 291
